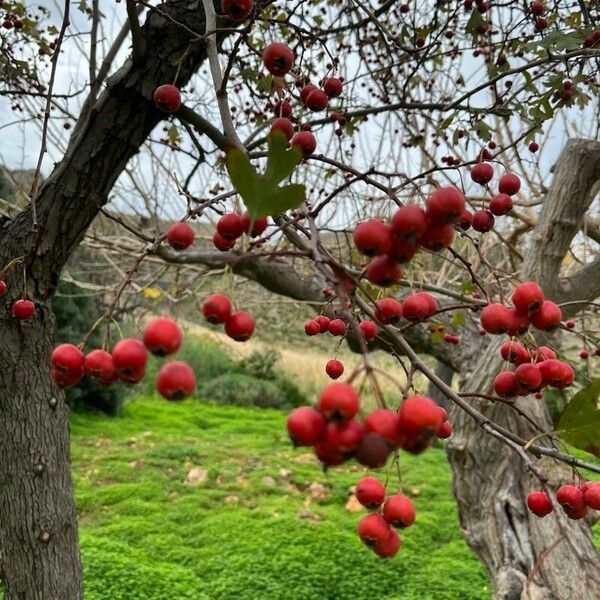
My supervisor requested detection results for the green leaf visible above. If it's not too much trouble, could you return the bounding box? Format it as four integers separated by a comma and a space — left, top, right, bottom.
264, 130, 303, 185
250, 184, 306, 219
556, 379, 600, 458
225, 147, 262, 207
451, 312, 465, 327
475, 120, 492, 142
465, 9, 486, 44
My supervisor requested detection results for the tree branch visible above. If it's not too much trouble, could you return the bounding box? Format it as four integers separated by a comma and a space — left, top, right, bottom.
176, 105, 228, 150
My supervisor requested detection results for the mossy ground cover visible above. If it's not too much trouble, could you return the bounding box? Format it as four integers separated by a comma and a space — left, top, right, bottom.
72, 396, 493, 600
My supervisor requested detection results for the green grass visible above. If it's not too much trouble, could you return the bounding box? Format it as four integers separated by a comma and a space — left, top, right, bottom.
71, 396, 492, 600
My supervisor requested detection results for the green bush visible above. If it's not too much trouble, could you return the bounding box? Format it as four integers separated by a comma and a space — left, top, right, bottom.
198, 372, 304, 409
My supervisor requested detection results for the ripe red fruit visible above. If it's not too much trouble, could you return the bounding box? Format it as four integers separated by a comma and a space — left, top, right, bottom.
273, 99, 292, 117
153, 84, 181, 113
471, 162, 494, 185
556, 485, 585, 511
221, 0, 253, 20
353, 219, 392, 256
314, 440, 346, 467
389, 238, 417, 263
425, 187, 466, 225
201, 294, 232, 324
156, 361, 196, 400
417, 222, 454, 251
84, 349, 117, 385
305, 89, 329, 111
375, 298, 403, 325
217, 213, 245, 240
583, 483, 600, 510
359, 320, 378, 340
51, 343, 85, 373
514, 363, 542, 391
112, 338, 148, 384
531, 345, 556, 362
528, 141, 539, 152
397, 395, 443, 454
507, 308, 530, 337
270, 117, 294, 141
299, 84, 318, 104
262, 42, 294, 76
366, 256, 402, 287
565, 319, 575, 329
357, 513, 391, 548
354, 432, 392, 468
143, 317, 182, 356
326, 419, 365, 452
391, 205, 428, 241
564, 504, 588, 520
355, 477, 386, 509
328, 318, 347, 336
0, 280, 6, 295
383, 495, 415, 528
213, 231, 236, 251
489, 193, 513, 216
12, 299, 35, 319
318, 382, 360, 421
224, 311, 255, 341
512, 281, 544, 315
527, 491, 552, 517
480, 303, 512, 334
304, 319, 321, 336
323, 77, 343, 98
538, 359, 574, 388
530, 300, 561, 331
373, 528, 401, 558
579, 349, 589, 359
325, 358, 344, 379
291, 131, 317, 157
315, 315, 330, 333
493, 371, 518, 398
457, 209, 473, 231
286, 406, 326, 446
167, 222, 194, 250
240, 212, 268, 237
436, 420, 452, 438
472, 209, 495, 232
364, 409, 400, 445
531, 1, 545, 15
52, 367, 84, 387
500, 341, 529, 365
498, 173, 521, 196
402, 293, 430, 322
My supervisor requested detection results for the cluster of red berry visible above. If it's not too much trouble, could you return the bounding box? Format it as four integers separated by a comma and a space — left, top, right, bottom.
50, 317, 196, 400
527, 482, 600, 520
201, 292, 255, 341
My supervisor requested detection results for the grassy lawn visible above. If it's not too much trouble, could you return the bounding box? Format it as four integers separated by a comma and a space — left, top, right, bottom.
71, 396, 492, 600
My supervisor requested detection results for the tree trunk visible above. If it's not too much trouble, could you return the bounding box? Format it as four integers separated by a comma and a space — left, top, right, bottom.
0, 308, 82, 599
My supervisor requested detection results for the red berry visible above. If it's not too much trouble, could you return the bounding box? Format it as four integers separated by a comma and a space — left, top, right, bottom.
391, 205, 428, 241
304, 319, 320, 336
328, 318, 347, 336
366, 256, 402, 287
383, 495, 415, 528
314, 441, 346, 467
262, 42, 294, 76
402, 293, 436, 322
472, 209, 495, 232
565, 319, 575, 329
112, 338, 148, 384
0, 280, 6, 295
270, 117, 294, 141
375, 298, 403, 325
217, 213, 245, 240
355, 477, 386, 509
357, 513, 391, 548
493, 371, 518, 397
353, 219, 392, 256
52, 367, 84, 387
535, 16, 548, 30
318, 382, 360, 421
213, 231, 236, 251
12, 299, 35, 319
417, 222, 455, 251
528, 141, 539, 152
527, 491, 552, 517
84, 349, 117, 385
201, 293, 232, 324
480, 303, 512, 334
323, 77, 343, 98
364, 409, 401, 446
425, 187, 466, 225
167, 222, 194, 250
580, 349, 589, 359
325, 359, 344, 379
225, 311, 255, 341
240, 212, 268, 237
489, 193, 513, 216
153, 84, 181, 113
500, 341, 529, 365
531, 1, 545, 15
291, 131, 317, 157
354, 432, 392, 468
156, 361, 196, 400
583, 483, 600, 510
272, 99, 292, 117
389, 237, 418, 263
507, 308, 530, 337
498, 173, 521, 196
142, 317, 182, 357
397, 395, 443, 452
305, 89, 329, 112
531, 345, 556, 362
436, 420, 452, 438
564, 504, 588, 520
359, 320, 378, 340
326, 419, 365, 452
315, 315, 330, 333
286, 406, 326, 446
556, 484, 585, 512
538, 359, 574, 388
512, 281, 544, 315
373, 528, 401, 558
51, 343, 85, 374
514, 363, 542, 391
457, 210, 473, 231
529, 300, 561, 331
221, 0, 253, 20
471, 162, 494, 185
